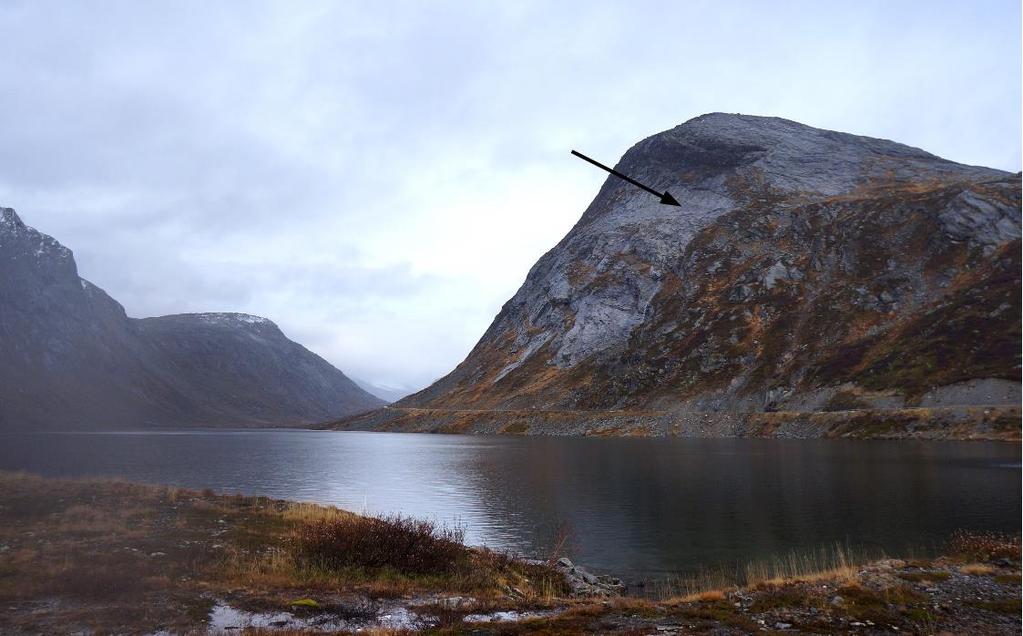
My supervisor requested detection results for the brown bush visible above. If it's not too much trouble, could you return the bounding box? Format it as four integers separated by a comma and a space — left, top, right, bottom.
294, 514, 468, 576
947, 530, 1021, 562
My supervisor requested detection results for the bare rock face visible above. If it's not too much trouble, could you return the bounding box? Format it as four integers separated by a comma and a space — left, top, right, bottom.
402, 114, 1020, 413
0, 208, 383, 430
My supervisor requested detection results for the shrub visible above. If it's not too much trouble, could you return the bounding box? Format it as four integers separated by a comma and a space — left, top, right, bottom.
947, 530, 1020, 562
294, 514, 468, 576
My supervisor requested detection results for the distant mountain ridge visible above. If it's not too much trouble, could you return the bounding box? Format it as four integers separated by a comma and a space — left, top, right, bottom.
0, 207, 383, 430
339, 113, 1021, 437
353, 378, 415, 403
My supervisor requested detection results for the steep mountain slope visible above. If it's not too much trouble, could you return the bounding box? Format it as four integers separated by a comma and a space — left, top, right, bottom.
0, 208, 382, 430
135, 313, 383, 425
397, 114, 1020, 420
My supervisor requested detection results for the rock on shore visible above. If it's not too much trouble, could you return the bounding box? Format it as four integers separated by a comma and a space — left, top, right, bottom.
555, 557, 625, 597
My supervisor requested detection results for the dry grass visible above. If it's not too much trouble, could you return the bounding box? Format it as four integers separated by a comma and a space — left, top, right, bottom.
744, 543, 866, 587
3, 471, 1017, 635
280, 500, 352, 523
0, 470, 566, 634
691, 589, 726, 602
220, 518, 565, 602
660, 542, 875, 601
659, 569, 735, 601
960, 562, 998, 575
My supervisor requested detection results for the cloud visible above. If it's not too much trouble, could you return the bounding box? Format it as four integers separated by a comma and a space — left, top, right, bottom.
0, 0, 1019, 388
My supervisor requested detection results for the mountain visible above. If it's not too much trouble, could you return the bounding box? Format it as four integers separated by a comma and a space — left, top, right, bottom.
0, 207, 383, 430
353, 378, 415, 403
340, 114, 1020, 437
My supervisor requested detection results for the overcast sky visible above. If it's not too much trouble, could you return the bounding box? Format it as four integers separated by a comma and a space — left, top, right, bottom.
0, 1, 1019, 392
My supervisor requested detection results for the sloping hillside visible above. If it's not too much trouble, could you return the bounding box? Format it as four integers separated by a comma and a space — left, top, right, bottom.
341, 114, 1020, 436
0, 208, 382, 430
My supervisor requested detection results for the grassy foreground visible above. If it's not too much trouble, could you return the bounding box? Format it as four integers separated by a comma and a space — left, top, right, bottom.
0, 471, 565, 634
0, 471, 1019, 634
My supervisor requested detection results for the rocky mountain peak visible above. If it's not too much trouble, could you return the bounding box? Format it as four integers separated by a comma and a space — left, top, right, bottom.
512, 115, 1007, 376
0, 207, 75, 270
0, 206, 24, 229
584, 114, 1004, 225
397, 116, 1020, 416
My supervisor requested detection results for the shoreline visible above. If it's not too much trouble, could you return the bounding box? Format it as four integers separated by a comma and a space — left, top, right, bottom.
1, 472, 1019, 634
328, 404, 1022, 441
3, 404, 1018, 441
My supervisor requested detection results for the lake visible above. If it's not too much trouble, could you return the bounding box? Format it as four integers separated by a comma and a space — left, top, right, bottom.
0, 430, 1018, 584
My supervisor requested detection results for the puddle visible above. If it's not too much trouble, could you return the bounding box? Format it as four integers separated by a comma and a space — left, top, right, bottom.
208, 604, 344, 632
207, 597, 560, 632
207, 601, 431, 633
463, 608, 559, 623
375, 606, 421, 630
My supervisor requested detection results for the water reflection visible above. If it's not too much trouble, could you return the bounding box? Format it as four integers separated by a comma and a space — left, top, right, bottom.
0, 431, 1017, 580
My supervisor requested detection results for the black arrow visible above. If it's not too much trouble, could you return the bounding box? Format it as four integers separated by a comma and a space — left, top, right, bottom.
571, 149, 680, 206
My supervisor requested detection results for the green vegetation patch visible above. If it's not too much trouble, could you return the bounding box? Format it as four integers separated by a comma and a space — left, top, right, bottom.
966, 598, 1023, 614
897, 570, 950, 583
837, 583, 927, 625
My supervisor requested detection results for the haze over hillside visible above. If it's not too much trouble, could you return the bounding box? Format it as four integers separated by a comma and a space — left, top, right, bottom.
340, 114, 1021, 436
353, 379, 416, 403
0, 208, 383, 430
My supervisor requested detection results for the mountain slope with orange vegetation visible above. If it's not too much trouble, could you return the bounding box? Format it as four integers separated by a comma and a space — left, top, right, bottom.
344, 114, 1020, 435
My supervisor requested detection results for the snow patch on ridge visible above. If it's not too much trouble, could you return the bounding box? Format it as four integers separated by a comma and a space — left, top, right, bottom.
193, 312, 273, 326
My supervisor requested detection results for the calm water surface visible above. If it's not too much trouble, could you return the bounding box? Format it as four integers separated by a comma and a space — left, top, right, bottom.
0, 431, 1018, 581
